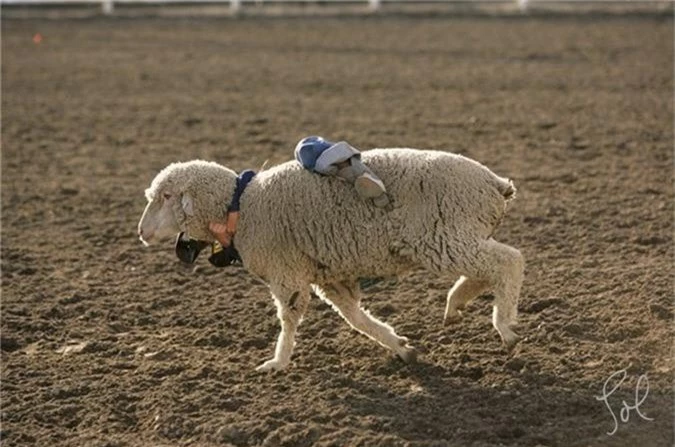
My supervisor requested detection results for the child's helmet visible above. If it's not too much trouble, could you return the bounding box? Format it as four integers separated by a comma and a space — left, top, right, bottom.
294, 136, 336, 171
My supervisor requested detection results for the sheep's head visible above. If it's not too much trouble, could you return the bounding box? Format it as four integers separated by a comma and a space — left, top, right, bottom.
138, 160, 237, 245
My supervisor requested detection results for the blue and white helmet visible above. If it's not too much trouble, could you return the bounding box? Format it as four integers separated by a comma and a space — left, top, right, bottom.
294, 136, 335, 171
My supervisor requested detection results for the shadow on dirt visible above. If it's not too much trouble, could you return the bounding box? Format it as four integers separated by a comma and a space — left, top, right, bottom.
313, 360, 671, 446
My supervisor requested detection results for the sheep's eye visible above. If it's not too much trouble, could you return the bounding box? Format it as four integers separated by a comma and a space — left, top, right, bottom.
163, 193, 172, 200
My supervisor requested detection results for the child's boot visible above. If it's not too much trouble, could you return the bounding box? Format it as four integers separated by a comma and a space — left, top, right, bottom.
175, 232, 210, 264
354, 172, 389, 206
340, 159, 390, 208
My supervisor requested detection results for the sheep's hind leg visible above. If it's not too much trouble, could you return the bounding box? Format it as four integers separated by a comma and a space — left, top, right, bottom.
317, 281, 418, 363
480, 240, 524, 349
444, 276, 489, 325
257, 284, 310, 372
449, 239, 524, 349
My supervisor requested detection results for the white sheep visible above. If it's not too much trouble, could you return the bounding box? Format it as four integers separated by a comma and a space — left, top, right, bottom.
138, 149, 524, 371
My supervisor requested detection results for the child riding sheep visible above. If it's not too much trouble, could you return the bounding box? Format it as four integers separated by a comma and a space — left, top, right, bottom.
293, 136, 390, 209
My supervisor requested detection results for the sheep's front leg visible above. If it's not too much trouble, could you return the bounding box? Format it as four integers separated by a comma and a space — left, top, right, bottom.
257, 284, 310, 372
317, 281, 418, 363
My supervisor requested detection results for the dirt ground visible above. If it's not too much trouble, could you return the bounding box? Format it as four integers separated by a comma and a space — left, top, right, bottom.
1, 8, 673, 447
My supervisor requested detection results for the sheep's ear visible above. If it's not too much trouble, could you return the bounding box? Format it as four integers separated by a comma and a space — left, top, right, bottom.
181, 193, 195, 216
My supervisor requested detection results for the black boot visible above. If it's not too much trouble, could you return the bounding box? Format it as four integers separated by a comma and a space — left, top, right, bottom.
175, 232, 210, 264
208, 241, 242, 267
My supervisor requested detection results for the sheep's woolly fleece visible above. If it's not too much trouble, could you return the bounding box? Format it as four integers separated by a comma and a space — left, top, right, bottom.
145, 149, 515, 287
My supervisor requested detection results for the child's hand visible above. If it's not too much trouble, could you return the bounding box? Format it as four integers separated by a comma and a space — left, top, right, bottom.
209, 222, 232, 247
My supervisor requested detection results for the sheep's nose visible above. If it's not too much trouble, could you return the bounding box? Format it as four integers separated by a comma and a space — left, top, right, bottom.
138, 224, 156, 241
138, 228, 152, 246
138, 226, 150, 240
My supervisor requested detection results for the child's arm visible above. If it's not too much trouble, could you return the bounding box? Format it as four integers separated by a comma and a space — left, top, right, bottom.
209, 222, 231, 247
209, 211, 239, 247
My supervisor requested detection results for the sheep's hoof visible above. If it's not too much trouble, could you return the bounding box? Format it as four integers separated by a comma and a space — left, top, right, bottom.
255, 359, 288, 372
443, 310, 463, 326
396, 339, 419, 364
398, 347, 419, 364
502, 333, 522, 353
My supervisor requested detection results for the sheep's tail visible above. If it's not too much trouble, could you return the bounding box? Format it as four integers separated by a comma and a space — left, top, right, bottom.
487, 176, 516, 236
499, 178, 517, 202
487, 170, 516, 203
